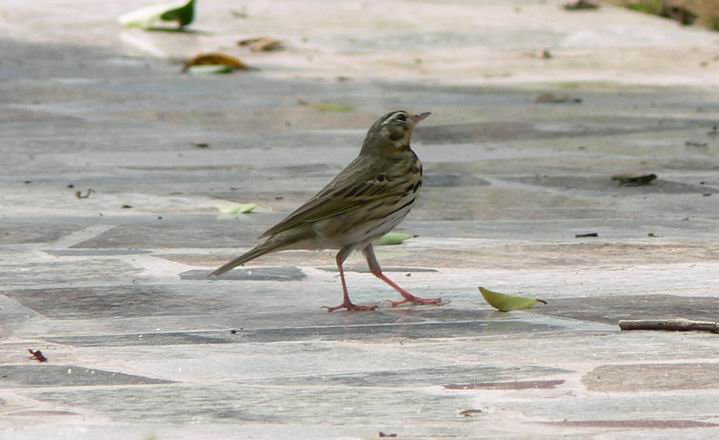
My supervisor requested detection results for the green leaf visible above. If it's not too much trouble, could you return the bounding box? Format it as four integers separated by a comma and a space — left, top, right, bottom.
217, 202, 257, 214
311, 103, 353, 113
186, 64, 234, 75
119, 0, 195, 30
479, 287, 546, 312
377, 232, 413, 246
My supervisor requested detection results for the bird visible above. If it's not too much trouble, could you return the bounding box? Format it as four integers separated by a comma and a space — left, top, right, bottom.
210, 110, 441, 312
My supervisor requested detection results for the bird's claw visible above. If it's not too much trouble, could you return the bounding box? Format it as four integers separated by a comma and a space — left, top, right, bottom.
322, 302, 379, 312
390, 296, 442, 307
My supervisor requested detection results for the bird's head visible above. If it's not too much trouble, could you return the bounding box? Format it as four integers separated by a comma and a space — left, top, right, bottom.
361, 110, 431, 156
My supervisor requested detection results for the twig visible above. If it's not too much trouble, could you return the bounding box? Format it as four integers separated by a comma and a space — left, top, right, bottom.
75, 189, 94, 199
618, 319, 719, 334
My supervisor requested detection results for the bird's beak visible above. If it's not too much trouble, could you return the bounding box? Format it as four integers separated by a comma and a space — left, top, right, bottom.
412, 112, 431, 124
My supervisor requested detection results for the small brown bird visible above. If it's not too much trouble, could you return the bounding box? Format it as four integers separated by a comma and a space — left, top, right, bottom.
211, 110, 441, 311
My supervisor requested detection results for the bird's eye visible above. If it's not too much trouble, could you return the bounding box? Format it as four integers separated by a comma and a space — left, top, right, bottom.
395, 113, 407, 123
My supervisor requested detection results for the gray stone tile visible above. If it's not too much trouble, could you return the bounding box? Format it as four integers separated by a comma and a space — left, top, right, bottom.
505, 175, 718, 195
29, 384, 469, 424
181, 267, 306, 281
46, 249, 152, 256
3, 286, 235, 319
43, 316, 563, 346
0, 225, 84, 245
71, 223, 268, 249
413, 117, 706, 144
583, 363, 719, 392
45, 332, 234, 347
529, 294, 719, 325
233, 319, 563, 343
423, 173, 490, 187
0, 260, 140, 289
0, 365, 171, 388
316, 266, 438, 273
259, 364, 568, 387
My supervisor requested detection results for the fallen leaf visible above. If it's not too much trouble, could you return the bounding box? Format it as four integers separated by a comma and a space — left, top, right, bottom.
535, 92, 582, 104
238, 36, 283, 52
377, 232, 413, 246
311, 102, 353, 113
611, 172, 657, 186
563, 0, 599, 10
183, 53, 249, 73
192, 142, 209, 148
119, 0, 195, 30
28, 349, 47, 363
216, 202, 257, 214
479, 287, 546, 312
685, 141, 708, 147
378, 433, 397, 438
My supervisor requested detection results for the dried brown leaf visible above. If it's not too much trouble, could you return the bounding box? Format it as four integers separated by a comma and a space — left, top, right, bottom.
182, 53, 248, 72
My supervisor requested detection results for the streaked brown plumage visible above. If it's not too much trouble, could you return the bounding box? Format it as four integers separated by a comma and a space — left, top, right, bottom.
210, 110, 441, 311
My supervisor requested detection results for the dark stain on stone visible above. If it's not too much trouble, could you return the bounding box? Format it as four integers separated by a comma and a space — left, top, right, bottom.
445, 379, 565, 390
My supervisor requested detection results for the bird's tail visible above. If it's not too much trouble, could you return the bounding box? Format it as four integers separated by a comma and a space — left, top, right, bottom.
208, 227, 313, 277
209, 243, 274, 277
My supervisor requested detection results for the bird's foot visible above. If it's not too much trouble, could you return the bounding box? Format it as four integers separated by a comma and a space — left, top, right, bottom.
390, 294, 442, 307
322, 301, 378, 313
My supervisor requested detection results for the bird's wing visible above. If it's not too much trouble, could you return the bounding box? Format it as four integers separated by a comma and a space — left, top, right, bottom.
260, 156, 398, 238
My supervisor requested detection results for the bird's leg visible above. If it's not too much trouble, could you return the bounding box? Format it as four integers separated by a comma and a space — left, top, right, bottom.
362, 244, 441, 307
323, 246, 378, 312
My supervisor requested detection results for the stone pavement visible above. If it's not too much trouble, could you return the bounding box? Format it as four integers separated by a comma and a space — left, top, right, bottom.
1, 1, 719, 438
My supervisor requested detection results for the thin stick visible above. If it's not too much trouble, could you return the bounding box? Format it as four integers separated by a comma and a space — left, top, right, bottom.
618, 319, 719, 334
